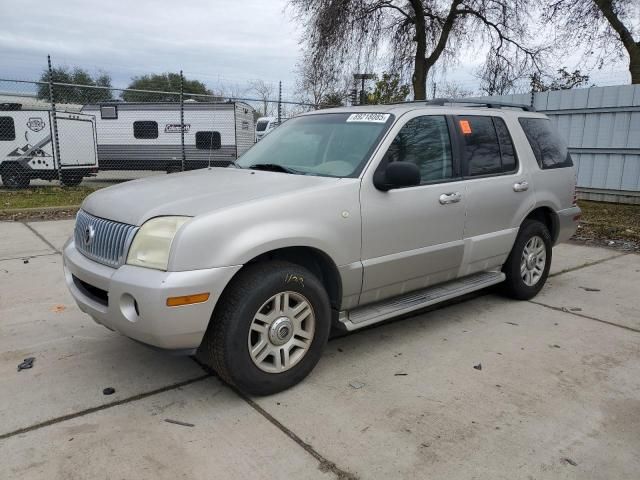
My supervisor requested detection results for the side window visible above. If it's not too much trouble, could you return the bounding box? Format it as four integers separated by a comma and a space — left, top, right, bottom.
133, 121, 158, 139
0, 117, 16, 141
456, 116, 502, 176
493, 117, 517, 172
100, 105, 117, 119
196, 131, 221, 150
385, 115, 453, 183
518, 117, 573, 169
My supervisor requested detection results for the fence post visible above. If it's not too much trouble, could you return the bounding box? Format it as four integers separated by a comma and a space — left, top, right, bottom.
47, 55, 63, 184
180, 70, 185, 172
277, 81, 282, 123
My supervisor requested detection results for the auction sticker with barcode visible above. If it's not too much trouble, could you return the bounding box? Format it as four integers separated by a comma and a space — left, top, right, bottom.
346, 113, 390, 123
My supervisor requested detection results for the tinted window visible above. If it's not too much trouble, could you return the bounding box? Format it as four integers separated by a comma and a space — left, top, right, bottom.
0, 117, 16, 141
133, 121, 158, 139
385, 115, 453, 183
494, 117, 517, 172
256, 120, 268, 132
456, 116, 501, 176
519, 117, 573, 169
196, 131, 221, 150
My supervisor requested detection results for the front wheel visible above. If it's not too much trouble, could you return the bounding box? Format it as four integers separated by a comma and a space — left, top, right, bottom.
501, 219, 552, 300
197, 261, 331, 395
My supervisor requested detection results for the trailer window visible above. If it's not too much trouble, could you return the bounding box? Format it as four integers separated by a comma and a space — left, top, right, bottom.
133, 121, 158, 139
100, 105, 117, 119
0, 117, 16, 141
196, 131, 221, 150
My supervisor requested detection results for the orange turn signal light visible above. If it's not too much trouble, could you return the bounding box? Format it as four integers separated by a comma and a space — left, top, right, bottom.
166, 293, 210, 307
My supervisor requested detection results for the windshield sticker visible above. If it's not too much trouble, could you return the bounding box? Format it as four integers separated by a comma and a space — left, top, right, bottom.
346, 113, 390, 123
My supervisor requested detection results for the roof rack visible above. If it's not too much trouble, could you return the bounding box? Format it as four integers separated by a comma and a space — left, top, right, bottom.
384, 97, 535, 112
426, 98, 535, 111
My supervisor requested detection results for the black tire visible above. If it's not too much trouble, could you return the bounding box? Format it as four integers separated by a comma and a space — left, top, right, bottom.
1, 169, 30, 189
60, 173, 83, 187
501, 219, 552, 300
197, 261, 331, 395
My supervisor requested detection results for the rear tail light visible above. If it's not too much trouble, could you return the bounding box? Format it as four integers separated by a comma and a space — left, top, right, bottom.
572, 175, 578, 206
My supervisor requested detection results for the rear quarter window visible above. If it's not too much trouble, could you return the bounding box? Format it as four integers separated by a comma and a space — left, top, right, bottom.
518, 117, 573, 169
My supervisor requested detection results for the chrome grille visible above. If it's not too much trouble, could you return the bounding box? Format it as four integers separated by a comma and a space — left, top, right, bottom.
74, 210, 138, 267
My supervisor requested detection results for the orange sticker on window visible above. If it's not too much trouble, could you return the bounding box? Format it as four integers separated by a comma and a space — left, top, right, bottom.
459, 120, 472, 135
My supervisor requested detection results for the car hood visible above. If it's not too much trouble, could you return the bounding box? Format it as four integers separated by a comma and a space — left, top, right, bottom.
82, 167, 340, 226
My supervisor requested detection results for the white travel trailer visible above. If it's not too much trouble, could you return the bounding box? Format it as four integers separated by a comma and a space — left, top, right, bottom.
0, 103, 98, 188
82, 102, 255, 171
255, 116, 278, 142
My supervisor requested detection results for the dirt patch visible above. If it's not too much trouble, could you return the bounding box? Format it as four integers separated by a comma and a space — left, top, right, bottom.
573, 201, 640, 252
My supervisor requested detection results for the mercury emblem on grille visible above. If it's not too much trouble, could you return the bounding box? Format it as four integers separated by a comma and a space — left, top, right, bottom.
84, 224, 95, 247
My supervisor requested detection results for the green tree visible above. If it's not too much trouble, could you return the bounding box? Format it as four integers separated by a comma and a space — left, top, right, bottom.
122, 73, 212, 102
37, 66, 113, 104
366, 73, 411, 104
321, 91, 346, 107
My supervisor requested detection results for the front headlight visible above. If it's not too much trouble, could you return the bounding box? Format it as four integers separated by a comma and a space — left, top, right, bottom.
126, 216, 190, 271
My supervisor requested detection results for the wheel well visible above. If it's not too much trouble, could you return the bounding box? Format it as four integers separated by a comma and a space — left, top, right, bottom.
245, 247, 343, 311
524, 207, 558, 243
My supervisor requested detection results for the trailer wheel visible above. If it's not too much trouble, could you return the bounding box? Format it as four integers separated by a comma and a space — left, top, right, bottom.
60, 172, 83, 187
1, 168, 30, 189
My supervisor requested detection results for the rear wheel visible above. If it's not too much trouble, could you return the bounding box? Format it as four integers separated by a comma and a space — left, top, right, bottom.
1, 167, 30, 189
501, 219, 552, 300
197, 261, 331, 395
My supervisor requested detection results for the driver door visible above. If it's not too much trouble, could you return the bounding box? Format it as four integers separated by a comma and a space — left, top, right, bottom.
359, 113, 467, 305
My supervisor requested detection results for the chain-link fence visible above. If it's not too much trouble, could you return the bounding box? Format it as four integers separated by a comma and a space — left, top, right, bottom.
0, 62, 318, 196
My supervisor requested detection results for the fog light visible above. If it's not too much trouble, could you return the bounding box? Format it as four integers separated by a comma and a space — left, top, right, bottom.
166, 293, 210, 307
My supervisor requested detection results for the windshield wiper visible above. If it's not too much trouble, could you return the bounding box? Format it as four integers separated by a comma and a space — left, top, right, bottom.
248, 163, 302, 174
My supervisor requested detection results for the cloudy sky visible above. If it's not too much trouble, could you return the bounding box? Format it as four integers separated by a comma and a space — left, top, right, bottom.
0, 0, 303, 96
0, 0, 631, 100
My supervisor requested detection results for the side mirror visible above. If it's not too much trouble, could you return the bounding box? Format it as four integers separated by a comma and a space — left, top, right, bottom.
374, 161, 421, 191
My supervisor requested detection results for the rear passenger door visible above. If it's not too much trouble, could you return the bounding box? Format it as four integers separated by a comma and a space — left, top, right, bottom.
455, 115, 535, 276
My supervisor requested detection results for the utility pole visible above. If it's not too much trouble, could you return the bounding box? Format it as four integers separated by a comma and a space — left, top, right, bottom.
353, 73, 375, 105
277, 81, 282, 123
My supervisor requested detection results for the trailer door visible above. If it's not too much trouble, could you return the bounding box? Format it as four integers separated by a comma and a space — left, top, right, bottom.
56, 117, 98, 167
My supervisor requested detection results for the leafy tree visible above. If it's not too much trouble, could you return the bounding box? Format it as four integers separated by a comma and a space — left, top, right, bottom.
530, 68, 592, 92
37, 66, 113, 104
122, 73, 212, 102
321, 91, 346, 107
366, 73, 411, 104
543, 0, 640, 84
289, 0, 543, 100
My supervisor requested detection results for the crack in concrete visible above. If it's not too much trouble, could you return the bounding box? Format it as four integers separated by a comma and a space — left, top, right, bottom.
189, 357, 358, 479
0, 374, 210, 441
528, 300, 640, 334
21, 222, 62, 254
549, 252, 630, 278
0, 252, 60, 263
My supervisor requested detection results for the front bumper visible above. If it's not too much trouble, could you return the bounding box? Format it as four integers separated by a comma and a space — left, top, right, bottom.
63, 239, 242, 351
556, 206, 582, 244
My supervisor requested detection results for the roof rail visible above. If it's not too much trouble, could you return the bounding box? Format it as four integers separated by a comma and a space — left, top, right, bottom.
426, 97, 535, 111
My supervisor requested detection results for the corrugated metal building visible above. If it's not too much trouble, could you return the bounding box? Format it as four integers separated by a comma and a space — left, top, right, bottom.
474, 85, 640, 204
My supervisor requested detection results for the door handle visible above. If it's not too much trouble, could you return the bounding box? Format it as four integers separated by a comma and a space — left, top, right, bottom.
513, 181, 529, 192
439, 192, 462, 205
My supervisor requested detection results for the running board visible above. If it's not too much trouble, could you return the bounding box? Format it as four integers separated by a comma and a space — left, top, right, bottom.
338, 271, 505, 331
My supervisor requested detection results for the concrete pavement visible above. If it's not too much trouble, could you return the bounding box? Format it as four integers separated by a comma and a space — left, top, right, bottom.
0, 219, 638, 479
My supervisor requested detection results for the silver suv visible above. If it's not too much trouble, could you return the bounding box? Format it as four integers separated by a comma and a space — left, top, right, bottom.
63, 100, 581, 395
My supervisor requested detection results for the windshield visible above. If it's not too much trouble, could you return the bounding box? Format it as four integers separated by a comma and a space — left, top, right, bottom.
237, 112, 393, 177
256, 120, 269, 132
